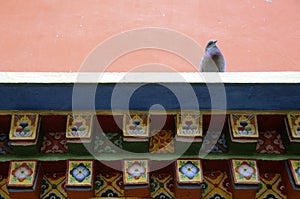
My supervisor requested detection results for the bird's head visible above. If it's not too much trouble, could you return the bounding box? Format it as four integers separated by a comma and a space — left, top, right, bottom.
205, 40, 217, 50
205, 40, 221, 56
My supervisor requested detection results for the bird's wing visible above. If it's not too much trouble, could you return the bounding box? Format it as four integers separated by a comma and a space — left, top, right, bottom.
200, 55, 220, 72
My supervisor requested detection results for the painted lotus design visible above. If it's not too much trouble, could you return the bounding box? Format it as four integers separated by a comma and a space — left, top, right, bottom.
179, 161, 200, 179
126, 161, 146, 179
231, 114, 258, 138
69, 119, 88, 137
177, 114, 202, 137
124, 114, 149, 137
70, 163, 91, 182
14, 120, 32, 137
12, 163, 33, 182
235, 162, 256, 180
128, 118, 145, 135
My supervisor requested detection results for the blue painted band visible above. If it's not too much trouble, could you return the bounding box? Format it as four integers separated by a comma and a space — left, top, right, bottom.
0, 83, 299, 110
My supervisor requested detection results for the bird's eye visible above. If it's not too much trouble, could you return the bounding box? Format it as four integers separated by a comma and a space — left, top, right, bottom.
207, 41, 214, 47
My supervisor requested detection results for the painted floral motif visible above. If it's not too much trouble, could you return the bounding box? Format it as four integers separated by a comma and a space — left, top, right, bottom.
66, 160, 93, 186
40, 173, 67, 199
176, 159, 202, 184
235, 162, 255, 180
94, 132, 123, 154
256, 173, 287, 199
179, 161, 200, 179
231, 159, 259, 184
202, 133, 228, 154
256, 131, 285, 154
40, 132, 68, 154
66, 114, 93, 139
202, 171, 232, 198
149, 130, 174, 153
123, 160, 149, 185
150, 173, 175, 199
8, 161, 37, 187
177, 113, 202, 137
287, 114, 300, 138
123, 114, 149, 137
70, 163, 91, 182
12, 163, 33, 182
288, 160, 300, 186
94, 172, 124, 197
230, 114, 258, 138
10, 114, 38, 140
127, 162, 146, 180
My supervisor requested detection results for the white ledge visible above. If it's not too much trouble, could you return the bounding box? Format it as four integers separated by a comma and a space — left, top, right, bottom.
0, 72, 299, 83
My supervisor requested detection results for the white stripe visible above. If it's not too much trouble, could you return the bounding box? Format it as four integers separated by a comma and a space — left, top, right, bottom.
0, 72, 299, 83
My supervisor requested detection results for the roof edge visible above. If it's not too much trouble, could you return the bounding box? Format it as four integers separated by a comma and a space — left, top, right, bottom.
0, 72, 299, 84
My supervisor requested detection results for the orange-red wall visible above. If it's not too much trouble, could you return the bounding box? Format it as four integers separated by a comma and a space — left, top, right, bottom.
0, 0, 299, 72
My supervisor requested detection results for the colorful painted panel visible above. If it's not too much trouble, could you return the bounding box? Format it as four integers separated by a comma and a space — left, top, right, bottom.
94, 132, 123, 154
230, 114, 258, 138
176, 159, 203, 184
288, 159, 300, 186
66, 114, 93, 139
66, 160, 93, 187
9, 114, 39, 140
202, 171, 232, 199
151, 173, 175, 199
95, 172, 124, 197
202, 132, 228, 154
40, 132, 68, 153
176, 113, 202, 137
149, 130, 174, 153
123, 159, 149, 185
0, 175, 10, 199
7, 160, 38, 187
123, 114, 149, 138
287, 114, 300, 139
40, 173, 67, 199
231, 159, 259, 185
256, 130, 285, 154
256, 173, 287, 199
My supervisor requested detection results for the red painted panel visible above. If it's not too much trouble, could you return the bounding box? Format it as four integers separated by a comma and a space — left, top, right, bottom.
0, 0, 299, 72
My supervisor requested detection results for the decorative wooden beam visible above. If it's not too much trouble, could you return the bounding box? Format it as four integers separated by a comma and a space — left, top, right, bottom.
230, 159, 259, 199
66, 160, 94, 199
7, 160, 42, 199
123, 159, 150, 198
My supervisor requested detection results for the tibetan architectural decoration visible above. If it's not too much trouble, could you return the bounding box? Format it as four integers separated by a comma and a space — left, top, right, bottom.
149, 130, 175, 153
66, 114, 93, 140
176, 113, 202, 141
66, 160, 94, 187
7, 160, 38, 187
9, 113, 39, 141
286, 114, 300, 142
123, 114, 150, 140
230, 159, 259, 185
288, 159, 300, 186
230, 114, 259, 142
176, 159, 203, 184
123, 159, 149, 185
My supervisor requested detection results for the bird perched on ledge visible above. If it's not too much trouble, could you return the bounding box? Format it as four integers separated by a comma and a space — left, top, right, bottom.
199, 40, 225, 72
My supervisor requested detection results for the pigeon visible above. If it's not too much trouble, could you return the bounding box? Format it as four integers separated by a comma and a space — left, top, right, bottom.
199, 40, 225, 72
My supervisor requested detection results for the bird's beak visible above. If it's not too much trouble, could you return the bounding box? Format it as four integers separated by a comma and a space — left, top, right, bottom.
213, 40, 218, 44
